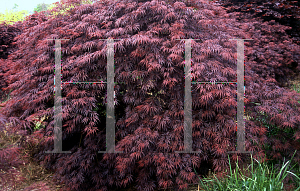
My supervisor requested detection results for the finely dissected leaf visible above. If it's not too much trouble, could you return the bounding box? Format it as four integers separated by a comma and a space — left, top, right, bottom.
0, 0, 299, 190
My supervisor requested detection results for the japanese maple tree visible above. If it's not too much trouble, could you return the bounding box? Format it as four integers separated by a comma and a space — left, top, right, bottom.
0, 0, 299, 190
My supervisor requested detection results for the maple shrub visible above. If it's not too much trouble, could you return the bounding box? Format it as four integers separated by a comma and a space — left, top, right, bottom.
0, 0, 300, 190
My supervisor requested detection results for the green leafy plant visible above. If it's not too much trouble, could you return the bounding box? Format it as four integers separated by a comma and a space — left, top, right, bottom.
33, 3, 51, 13
292, 84, 300, 93
32, 115, 48, 131
45, 0, 95, 19
0, 4, 30, 25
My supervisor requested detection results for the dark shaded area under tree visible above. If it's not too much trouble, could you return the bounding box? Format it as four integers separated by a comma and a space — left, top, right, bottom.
216, 0, 300, 45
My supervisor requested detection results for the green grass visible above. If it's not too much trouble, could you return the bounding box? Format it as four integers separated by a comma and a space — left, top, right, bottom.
194, 151, 300, 191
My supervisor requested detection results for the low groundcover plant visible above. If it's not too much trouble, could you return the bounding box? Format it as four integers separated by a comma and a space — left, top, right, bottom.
194, 150, 300, 191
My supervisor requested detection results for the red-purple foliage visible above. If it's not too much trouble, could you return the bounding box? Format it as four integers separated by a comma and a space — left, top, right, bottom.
0, 0, 299, 190
218, 0, 300, 45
